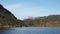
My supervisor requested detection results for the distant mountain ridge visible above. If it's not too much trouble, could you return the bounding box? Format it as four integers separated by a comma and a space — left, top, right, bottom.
23, 15, 60, 27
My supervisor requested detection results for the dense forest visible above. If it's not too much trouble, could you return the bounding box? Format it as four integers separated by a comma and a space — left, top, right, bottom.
0, 4, 60, 28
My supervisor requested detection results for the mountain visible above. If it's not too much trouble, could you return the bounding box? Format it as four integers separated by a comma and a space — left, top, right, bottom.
0, 4, 60, 27
23, 15, 60, 27
0, 4, 23, 28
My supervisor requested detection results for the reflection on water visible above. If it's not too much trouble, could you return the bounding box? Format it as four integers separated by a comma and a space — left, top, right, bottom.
0, 27, 60, 34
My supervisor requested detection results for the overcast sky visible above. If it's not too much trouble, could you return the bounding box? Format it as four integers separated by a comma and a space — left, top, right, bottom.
0, 0, 60, 20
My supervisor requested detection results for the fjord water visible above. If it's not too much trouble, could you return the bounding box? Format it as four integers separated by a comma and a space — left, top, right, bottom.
0, 27, 60, 34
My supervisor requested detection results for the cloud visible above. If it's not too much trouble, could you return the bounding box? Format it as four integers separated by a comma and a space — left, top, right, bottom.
4, 3, 25, 19
4, 3, 57, 20
5, 3, 22, 10
16, 6, 56, 19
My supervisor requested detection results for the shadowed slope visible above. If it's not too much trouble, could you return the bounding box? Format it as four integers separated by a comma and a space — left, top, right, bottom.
0, 4, 23, 27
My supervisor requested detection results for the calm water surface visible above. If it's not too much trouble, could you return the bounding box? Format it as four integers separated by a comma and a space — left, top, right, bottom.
0, 27, 60, 34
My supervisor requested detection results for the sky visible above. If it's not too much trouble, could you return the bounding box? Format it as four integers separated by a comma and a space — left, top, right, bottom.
0, 0, 60, 20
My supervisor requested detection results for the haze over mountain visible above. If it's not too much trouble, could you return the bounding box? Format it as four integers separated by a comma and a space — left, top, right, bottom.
1, 0, 60, 20
23, 15, 60, 27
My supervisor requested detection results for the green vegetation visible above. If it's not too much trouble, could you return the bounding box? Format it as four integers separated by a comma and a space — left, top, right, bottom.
23, 15, 60, 27
0, 4, 23, 28
0, 4, 60, 28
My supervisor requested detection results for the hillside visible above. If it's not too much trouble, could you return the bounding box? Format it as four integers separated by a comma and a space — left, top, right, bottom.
23, 15, 60, 27
0, 4, 60, 27
0, 4, 23, 28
